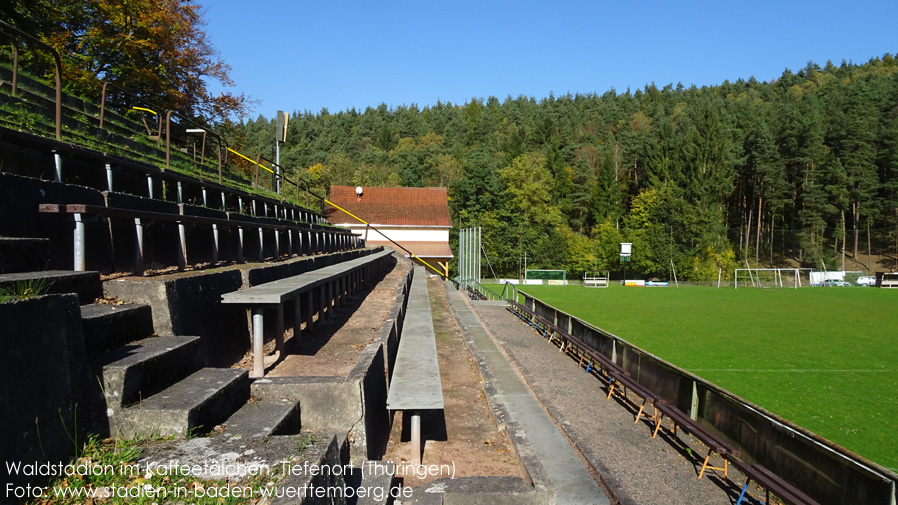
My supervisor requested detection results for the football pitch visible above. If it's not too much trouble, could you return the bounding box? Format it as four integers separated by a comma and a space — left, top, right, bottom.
515, 284, 898, 471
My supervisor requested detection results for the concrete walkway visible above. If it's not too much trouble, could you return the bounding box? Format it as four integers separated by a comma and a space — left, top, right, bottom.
444, 285, 610, 505
467, 301, 749, 505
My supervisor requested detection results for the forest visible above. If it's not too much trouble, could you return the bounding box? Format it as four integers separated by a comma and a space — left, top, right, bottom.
6, 1, 896, 280
235, 57, 898, 280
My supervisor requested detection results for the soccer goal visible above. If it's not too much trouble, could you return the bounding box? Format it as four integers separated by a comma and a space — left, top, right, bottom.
734, 268, 800, 289
525, 269, 567, 285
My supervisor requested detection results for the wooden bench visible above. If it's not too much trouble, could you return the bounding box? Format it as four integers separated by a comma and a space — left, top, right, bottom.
730, 459, 821, 505
386, 266, 444, 467
221, 249, 393, 377
652, 402, 741, 479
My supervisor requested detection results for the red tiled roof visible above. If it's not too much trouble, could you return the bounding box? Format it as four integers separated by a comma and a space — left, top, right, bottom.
325, 186, 452, 227
369, 241, 454, 258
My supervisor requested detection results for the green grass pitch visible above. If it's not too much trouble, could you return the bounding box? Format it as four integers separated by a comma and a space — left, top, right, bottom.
516, 284, 898, 471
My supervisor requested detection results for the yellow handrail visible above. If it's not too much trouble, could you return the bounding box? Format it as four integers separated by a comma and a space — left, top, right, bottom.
131, 106, 157, 115
227, 147, 275, 174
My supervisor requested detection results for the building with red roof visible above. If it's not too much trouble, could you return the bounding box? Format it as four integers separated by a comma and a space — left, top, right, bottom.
324, 186, 453, 277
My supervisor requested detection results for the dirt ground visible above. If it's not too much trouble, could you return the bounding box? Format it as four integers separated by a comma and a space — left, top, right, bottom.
381, 275, 524, 486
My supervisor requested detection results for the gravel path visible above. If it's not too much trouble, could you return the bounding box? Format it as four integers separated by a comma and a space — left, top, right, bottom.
469, 302, 762, 505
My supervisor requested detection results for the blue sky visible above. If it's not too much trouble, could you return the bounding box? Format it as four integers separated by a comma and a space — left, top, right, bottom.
200, 0, 897, 118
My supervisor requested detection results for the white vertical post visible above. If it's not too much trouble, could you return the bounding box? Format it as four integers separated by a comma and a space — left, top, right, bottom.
251, 308, 265, 378
134, 218, 144, 273
212, 224, 219, 263
178, 223, 187, 270
105, 163, 113, 192
237, 227, 245, 263
147, 176, 154, 199
177, 182, 183, 204
73, 213, 85, 271
202, 188, 208, 207
411, 411, 422, 467
54, 152, 62, 182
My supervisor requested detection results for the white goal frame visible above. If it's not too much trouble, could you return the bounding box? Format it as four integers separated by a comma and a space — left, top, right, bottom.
734, 268, 800, 289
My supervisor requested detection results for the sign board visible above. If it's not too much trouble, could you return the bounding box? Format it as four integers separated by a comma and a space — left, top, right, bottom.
276, 110, 289, 142
624, 280, 645, 287
646, 281, 669, 287
620, 242, 632, 255
547, 279, 566, 286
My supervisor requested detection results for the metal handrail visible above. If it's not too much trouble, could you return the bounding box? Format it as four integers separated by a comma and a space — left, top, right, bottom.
164, 110, 228, 183
0, 19, 62, 140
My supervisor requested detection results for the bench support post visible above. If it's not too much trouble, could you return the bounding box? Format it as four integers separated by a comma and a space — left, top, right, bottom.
212, 224, 220, 263
251, 307, 265, 378
237, 227, 245, 263
177, 223, 187, 270
134, 218, 144, 274
411, 411, 422, 467
275, 304, 285, 356
73, 213, 86, 271
294, 297, 302, 340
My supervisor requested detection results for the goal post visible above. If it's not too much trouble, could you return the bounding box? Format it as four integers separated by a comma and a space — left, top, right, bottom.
525, 269, 567, 285
734, 268, 800, 289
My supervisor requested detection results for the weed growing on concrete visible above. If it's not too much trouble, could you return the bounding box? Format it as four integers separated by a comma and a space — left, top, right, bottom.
296, 434, 315, 457
0, 277, 53, 302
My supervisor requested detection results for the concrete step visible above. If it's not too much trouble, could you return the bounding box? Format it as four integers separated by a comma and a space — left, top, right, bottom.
118, 368, 250, 438
221, 399, 301, 439
0, 238, 50, 273
0, 270, 102, 304
356, 461, 397, 505
81, 303, 155, 354
95, 335, 200, 408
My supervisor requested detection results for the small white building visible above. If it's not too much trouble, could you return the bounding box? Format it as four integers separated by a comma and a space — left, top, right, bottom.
324, 186, 453, 277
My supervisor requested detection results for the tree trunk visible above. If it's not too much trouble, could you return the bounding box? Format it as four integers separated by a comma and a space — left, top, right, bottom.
745, 199, 753, 262
755, 196, 762, 265
867, 219, 873, 271
853, 201, 860, 262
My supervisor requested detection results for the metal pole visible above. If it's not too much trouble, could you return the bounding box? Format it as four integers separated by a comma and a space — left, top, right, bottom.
73, 213, 85, 271
54, 153, 62, 183
251, 308, 265, 378
411, 411, 422, 467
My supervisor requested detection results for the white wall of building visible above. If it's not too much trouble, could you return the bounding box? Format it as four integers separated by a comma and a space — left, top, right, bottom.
339, 226, 449, 242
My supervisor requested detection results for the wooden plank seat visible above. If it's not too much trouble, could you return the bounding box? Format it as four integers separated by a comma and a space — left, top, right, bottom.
220, 249, 393, 377
386, 266, 444, 467
729, 459, 821, 505
652, 402, 741, 479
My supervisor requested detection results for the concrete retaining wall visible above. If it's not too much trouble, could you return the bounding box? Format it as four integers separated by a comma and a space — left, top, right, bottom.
0, 294, 105, 488
521, 292, 898, 505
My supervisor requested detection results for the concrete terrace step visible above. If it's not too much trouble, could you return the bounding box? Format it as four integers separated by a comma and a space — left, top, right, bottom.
0, 270, 102, 304
119, 368, 250, 438
80, 302, 155, 354
0, 237, 50, 273
221, 399, 301, 439
96, 335, 201, 408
